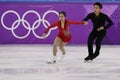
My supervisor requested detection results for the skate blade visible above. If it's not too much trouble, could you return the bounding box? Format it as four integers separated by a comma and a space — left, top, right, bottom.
46, 61, 56, 64
84, 60, 93, 63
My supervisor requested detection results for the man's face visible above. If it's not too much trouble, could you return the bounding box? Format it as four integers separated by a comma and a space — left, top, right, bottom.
94, 5, 101, 13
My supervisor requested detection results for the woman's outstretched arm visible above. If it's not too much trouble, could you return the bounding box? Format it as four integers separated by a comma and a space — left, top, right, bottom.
44, 21, 58, 34
68, 20, 84, 25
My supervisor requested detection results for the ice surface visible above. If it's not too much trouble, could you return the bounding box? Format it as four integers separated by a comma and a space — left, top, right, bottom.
0, 45, 120, 80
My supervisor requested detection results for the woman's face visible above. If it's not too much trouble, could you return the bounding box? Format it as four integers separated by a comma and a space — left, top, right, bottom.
59, 13, 66, 21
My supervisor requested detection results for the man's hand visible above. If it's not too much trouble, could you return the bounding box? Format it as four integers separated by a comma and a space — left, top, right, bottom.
97, 26, 104, 31
42, 33, 46, 38
83, 21, 88, 25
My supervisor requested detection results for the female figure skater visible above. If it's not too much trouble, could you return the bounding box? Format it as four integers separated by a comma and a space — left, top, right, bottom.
42, 11, 85, 64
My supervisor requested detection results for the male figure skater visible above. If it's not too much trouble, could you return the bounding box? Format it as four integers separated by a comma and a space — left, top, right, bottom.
83, 2, 113, 61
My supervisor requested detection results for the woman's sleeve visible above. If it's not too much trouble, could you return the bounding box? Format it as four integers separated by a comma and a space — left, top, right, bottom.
68, 20, 84, 25
44, 21, 58, 34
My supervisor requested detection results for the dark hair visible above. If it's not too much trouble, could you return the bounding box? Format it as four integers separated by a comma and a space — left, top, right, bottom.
94, 2, 102, 9
59, 11, 66, 17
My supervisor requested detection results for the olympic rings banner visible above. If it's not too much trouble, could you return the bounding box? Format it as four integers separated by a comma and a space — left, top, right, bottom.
0, 2, 120, 44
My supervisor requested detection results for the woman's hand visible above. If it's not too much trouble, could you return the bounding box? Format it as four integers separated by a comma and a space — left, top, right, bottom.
42, 33, 47, 38
64, 30, 70, 36
83, 21, 88, 25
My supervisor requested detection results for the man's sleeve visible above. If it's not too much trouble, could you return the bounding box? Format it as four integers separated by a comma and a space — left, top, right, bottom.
83, 13, 91, 21
104, 15, 113, 30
